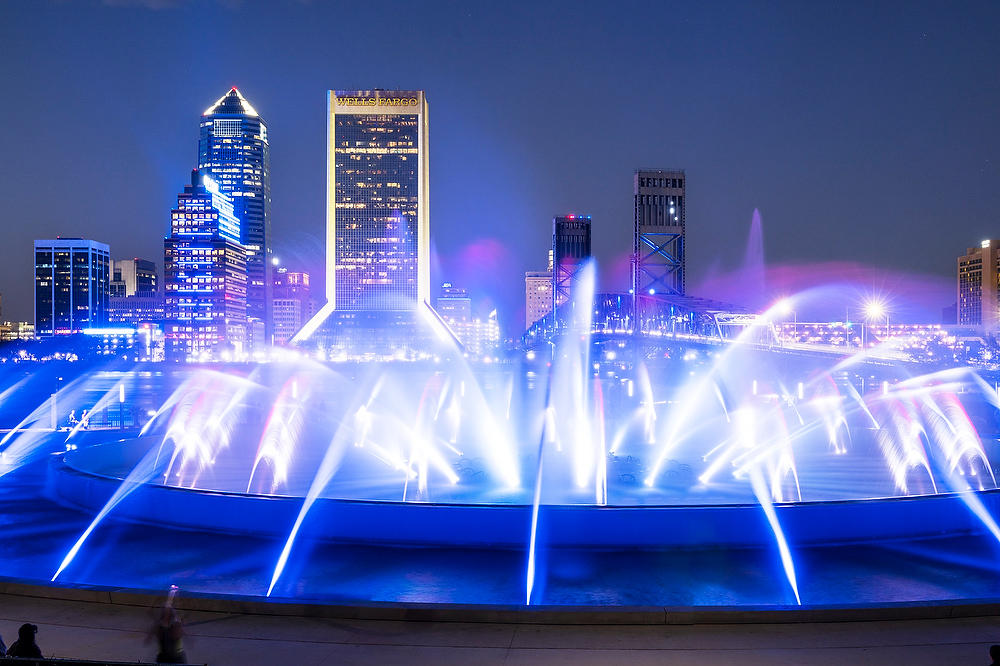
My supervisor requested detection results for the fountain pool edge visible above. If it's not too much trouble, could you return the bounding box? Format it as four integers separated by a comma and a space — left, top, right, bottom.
3, 577, 1000, 625
46, 442, 1000, 548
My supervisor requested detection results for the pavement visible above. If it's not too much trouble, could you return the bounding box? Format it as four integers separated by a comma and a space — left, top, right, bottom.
1, 591, 999, 665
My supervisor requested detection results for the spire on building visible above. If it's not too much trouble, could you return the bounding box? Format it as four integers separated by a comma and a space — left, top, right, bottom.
203, 87, 260, 117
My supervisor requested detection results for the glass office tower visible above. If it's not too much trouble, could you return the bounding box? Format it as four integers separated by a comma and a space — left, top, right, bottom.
199, 87, 270, 342
297, 90, 429, 346
34, 239, 110, 336
164, 170, 247, 360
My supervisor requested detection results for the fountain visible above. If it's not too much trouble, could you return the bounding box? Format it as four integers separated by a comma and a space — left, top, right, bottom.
0, 263, 999, 609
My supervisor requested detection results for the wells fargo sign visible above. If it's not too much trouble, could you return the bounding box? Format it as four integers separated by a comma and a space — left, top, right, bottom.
337, 96, 419, 107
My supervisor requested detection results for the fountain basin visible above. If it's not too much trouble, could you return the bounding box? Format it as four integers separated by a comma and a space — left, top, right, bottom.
47, 439, 1000, 549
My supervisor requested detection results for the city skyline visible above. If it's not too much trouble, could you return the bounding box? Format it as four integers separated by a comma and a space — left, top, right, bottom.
2, 1, 999, 331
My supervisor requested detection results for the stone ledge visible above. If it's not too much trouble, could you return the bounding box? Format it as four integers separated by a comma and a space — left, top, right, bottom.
1, 579, 998, 625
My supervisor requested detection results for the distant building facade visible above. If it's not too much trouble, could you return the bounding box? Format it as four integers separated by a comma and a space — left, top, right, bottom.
199, 87, 271, 340
272, 268, 312, 345
0, 321, 34, 341
34, 238, 110, 336
164, 170, 247, 359
107, 292, 165, 326
436, 283, 472, 323
958, 240, 1000, 329
435, 283, 499, 356
633, 169, 685, 298
525, 271, 553, 330
461, 310, 501, 357
110, 258, 157, 297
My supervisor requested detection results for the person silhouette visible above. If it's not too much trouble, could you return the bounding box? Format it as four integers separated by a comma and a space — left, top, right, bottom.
990, 644, 1000, 666
6, 623, 42, 658
149, 586, 187, 664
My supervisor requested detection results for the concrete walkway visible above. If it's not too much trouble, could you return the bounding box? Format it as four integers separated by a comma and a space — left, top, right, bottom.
1, 592, 998, 665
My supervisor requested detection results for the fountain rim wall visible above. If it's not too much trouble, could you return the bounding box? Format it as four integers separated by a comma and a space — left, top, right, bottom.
46, 440, 1000, 548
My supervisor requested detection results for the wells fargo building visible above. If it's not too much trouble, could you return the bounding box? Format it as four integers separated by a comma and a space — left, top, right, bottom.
323, 89, 429, 314
295, 90, 430, 349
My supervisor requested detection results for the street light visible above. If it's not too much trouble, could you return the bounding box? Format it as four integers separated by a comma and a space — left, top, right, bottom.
863, 299, 890, 347
775, 298, 796, 345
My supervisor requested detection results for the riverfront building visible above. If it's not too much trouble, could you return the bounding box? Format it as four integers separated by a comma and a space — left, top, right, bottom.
34, 238, 110, 336
163, 170, 247, 359
958, 240, 1000, 329
525, 271, 553, 330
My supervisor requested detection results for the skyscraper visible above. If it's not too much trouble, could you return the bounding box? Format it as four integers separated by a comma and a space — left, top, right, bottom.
164, 170, 247, 359
633, 170, 685, 298
34, 239, 110, 336
552, 215, 592, 313
297, 89, 430, 344
199, 87, 271, 342
958, 240, 1000, 329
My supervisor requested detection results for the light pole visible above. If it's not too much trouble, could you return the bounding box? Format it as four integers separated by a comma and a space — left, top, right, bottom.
776, 298, 795, 347
119, 383, 125, 430
864, 299, 888, 349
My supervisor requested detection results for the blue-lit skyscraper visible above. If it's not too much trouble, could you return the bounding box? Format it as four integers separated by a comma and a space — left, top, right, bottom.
34, 238, 110, 336
164, 170, 247, 360
199, 87, 270, 344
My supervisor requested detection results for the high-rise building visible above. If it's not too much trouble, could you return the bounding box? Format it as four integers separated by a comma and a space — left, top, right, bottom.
199, 87, 271, 341
299, 90, 429, 344
461, 310, 501, 357
434, 283, 499, 356
525, 271, 553, 330
524, 250, 555, 330
164, 170, 247, 359
958, 240, 1000, 329
552, 215, 592, 315
0, 321, 34, 342
436, 283, 472, 323
110, 258, 157, 297
272, 268, 312, 345
633, 170, 685, 299
34, 238, 110, 336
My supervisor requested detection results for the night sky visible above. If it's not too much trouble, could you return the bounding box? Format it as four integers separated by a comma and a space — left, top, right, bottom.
2, 0, 999, 331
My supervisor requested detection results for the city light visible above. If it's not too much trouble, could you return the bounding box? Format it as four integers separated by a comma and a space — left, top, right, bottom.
864, 299, 886, 321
